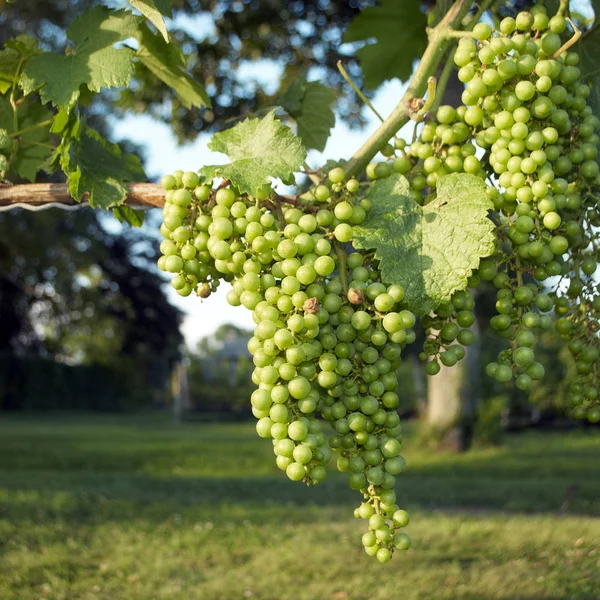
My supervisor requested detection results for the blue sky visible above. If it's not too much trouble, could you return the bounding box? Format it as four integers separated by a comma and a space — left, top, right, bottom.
112, 78, 407, 348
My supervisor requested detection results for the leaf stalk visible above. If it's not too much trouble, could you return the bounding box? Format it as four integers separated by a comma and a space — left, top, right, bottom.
337, 60, 385, 123
10, 119, 54, 138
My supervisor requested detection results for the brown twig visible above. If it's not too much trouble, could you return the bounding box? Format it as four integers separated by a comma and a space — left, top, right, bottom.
0, 182, 166, 209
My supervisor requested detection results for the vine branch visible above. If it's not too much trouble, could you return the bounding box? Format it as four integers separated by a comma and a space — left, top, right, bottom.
430, 50, 456, 114
0, 183, 336, 212
0, 182, 166, 210
0, 0, 485, 212
344, 0, 476, 179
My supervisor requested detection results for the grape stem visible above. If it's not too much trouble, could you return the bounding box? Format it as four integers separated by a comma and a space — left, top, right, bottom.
274, 192, 319, 213
10, 119, 53, 138
553, 18, 581, 58
367, 485, 381, 514
412, 77, 437, 123
302, 161, 321, 186
515, 254, 524, 288
337, 60, 385, 124
430, 49, 457, 114
334, 240, 349, 295
343, 0, 476, 179
558, 0, 570, 17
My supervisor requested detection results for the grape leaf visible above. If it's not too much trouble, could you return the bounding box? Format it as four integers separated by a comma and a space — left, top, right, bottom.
135, 23, 210, 109
129, 0, 171, 42
114, 205, 146, 226
0, 96, 53, 182
279, 78, 336, 151
578, 14, 600, 121
0, 50, 23, 94
207, 110, 306, 195
50, 108, 72, 135
353, 173, 495, 315
23, 7, 140, 108
63, 129, 146, 210
0, 36, 41, 94
343, 0, 427, 89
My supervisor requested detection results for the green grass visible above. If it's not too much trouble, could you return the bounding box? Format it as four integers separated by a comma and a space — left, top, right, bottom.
0, 413, 599, 599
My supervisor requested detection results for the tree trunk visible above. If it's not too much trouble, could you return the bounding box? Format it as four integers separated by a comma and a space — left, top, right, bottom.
425, 319, 481, 451
172, 362, 190, 424
410, 354, 427, 417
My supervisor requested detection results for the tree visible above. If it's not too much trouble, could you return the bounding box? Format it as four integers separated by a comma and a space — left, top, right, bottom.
0, 0, 370, 145
188, 323, 254, 413
0, 207, 183, 408
1, 0, 600, 563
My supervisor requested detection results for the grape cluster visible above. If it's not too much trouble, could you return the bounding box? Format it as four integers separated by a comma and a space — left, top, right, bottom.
456, 6, 600, 417
420, 289, 477, 374
155, 5, 600, 564
354, 4, 600, 420
157, 167, 414, 560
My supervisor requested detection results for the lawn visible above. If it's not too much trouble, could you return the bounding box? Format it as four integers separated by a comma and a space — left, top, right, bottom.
0, 413, 599, 599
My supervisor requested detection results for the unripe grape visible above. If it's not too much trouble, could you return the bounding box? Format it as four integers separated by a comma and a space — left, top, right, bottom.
394, 532, 411, 550
328, 167, 345, 184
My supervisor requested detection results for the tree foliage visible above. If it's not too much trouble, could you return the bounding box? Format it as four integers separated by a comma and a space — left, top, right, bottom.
0, 208, 182, 392
0, 0, 369, 145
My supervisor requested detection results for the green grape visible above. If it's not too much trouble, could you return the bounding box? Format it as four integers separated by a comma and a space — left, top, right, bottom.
155, 24, 600, 557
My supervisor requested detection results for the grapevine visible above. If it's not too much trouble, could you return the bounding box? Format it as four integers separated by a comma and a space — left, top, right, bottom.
1, 0, 600, 564
154, 1, 600, 561
343, 2, 600, 422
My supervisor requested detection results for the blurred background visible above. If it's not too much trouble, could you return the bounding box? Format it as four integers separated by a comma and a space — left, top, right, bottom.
0, 1, 599, 599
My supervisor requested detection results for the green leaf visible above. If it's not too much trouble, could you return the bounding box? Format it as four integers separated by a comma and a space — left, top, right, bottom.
207, 110, 306, 195
23, 7, 140, 108
0, 50, 21, 94
0, 35, 41, 94
49, 110, 81, 175
50, 109, 71, 135
64, 129, 146, 210
0, 96, 53, 182
353, 173, 495, 315
280, 78, 336, 152
114, 205, 146, 226
135, 23, 210, 109
571, 11, 594, 28
198, 165, 220, 180
129, 0, 171, 42
343, 0, 427, 89
578, 17, 600, 121
278, 78, 303, 114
